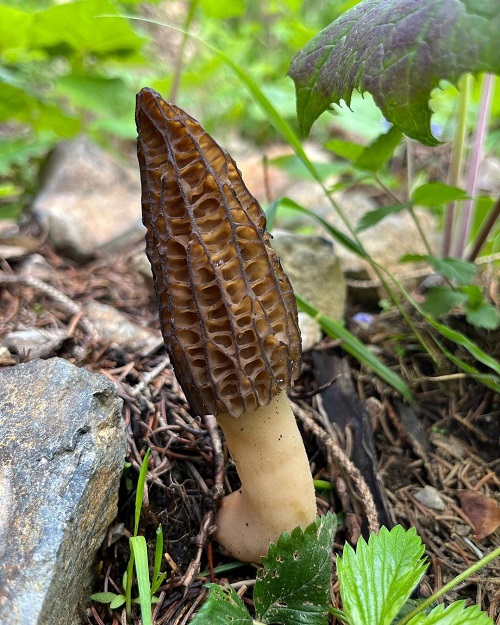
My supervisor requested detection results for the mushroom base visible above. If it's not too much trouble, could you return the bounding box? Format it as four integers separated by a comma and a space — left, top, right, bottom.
214, 390, 317, 563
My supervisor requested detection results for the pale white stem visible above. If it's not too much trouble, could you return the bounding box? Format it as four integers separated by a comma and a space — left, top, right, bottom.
214, 390, 317, 563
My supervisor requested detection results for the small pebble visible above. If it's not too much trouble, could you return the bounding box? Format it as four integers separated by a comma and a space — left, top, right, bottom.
414, 485, 447, 511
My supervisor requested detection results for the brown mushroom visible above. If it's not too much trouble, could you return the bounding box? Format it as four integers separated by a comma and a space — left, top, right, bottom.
136, 88, 316, 562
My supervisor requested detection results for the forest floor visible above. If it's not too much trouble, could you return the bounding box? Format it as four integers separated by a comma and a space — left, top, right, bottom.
1, 234, 499, 625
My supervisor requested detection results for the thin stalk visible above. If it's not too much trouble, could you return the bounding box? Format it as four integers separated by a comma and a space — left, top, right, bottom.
442, 73, 471, 256
169, 0, 199, 102
374, 173, 434, 256
397, 544, 500, 625
467, 195, 500, 261
454, 74, 495, 258
406, 136, 415, 197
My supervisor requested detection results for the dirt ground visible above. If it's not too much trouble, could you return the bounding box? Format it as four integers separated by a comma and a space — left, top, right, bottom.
0, 237, 499, 625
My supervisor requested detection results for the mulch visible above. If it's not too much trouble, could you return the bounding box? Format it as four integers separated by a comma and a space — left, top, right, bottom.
0, 240, 499, 625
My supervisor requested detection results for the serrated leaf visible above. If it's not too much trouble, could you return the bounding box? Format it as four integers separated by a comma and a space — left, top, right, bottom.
412, 182, 468, 206
407, 600, 493, 625
421, 287, 468, 317
465, 302, 500, 330
356, 203, 410, 232
338, 526, 427, 625
353, 126, 403, 172
254, 513, 337, 625
190, 584, 253, 625
288, 0, 500, 144
91, 591, 121, 604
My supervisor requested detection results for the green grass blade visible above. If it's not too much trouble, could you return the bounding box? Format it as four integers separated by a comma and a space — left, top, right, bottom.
151, 525, 165, 595
134, 448, 150, 537
432, 338, 500, 392
296, 294, 413, 402
130, 536, 152, 625
272, 196, 367, 258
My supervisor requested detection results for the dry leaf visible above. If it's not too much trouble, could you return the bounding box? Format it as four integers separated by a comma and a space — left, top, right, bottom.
457, 489, 500, 540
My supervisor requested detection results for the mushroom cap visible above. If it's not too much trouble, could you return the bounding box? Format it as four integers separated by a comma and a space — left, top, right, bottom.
136, 88, 301, 418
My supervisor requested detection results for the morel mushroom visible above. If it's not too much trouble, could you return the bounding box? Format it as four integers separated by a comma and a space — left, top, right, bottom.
136, 88, 316, 562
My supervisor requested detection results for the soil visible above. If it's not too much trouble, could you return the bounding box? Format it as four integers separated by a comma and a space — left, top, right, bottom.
0, 236, 499, 625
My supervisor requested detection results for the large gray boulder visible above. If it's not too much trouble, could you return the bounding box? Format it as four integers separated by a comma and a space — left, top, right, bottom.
0, 358, 126, 625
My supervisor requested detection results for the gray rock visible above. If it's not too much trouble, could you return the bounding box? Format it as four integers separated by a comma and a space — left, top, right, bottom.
0, 358, 126, 625
84, 301, 161, 354
414, 485, 447, 511
32, 137, 141, 262
270, 231, 346, 322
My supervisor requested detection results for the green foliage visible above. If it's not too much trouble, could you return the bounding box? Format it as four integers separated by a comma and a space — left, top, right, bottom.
288, 0, 500, 144
191, 520, 497, 625
191, 513, 337, 625
337, 527, 427, 625
91, 448, 165, 622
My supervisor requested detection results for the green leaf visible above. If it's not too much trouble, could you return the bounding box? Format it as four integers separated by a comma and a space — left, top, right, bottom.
465, 301, 500, 330
200, 0, 246, 19
130, 536, 152, 625
151, 525, 165, 595
412, 182, 469, 207
190, 584, 253, 625
400, 255, 476, 284
297, 295, 413, 402
421, 287, 468, 317
254, 513, 337, 625
0, 5, 32, 53
288, 0, 500, 144
135, 448, 150, 536
353, 126, 403, 172
406, 600, 493, 625
324, 138, 365, 161
338, 526, 427, 625
356, 203, 410, 232
91, 591, 121, 604
32, 0, 145, 56
110, 594, 126, 609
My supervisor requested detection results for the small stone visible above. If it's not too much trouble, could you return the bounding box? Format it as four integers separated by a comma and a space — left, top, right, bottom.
271, 231, 346, 322
0, 358, 126, 625
414, 485, 447, 511
84, 301, 161, 353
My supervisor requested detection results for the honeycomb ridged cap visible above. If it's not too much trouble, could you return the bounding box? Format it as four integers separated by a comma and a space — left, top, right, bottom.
136, 88, 301, 418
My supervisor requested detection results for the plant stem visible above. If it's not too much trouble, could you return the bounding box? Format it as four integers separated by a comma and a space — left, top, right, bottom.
328, 606, 350, 623
406, 137, 415, 198
442, 73, 471, 257
169, 0, 199, 102
374, 174, 434, 256
467, 195, 500, 262
454, 74, 495, 258
397, 544, 500, 625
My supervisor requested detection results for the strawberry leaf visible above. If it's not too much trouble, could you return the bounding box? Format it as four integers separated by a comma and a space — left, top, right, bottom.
407, 600, 493, 624
337, 526, 427, 625
254, 513, 337, 625
190, 584, 253, 625
288, 0, 500, 144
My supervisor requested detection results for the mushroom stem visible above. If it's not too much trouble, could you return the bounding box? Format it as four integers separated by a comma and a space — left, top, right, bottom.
214, 390, 317, 562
